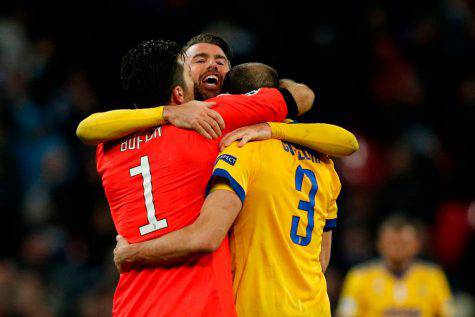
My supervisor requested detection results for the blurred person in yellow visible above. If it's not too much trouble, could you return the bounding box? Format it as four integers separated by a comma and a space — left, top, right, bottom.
337, 215, 453, 317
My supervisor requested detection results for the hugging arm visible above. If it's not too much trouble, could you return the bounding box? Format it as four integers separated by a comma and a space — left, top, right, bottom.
114, 189, 241, 271
280, 79, 315, 116
77, 80, 314, 145
76, 101, 223, 145
220, 122, 359, 157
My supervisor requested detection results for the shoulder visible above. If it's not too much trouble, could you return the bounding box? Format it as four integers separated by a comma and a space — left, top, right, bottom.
412, 260, 447, 275
212, 88, 281, 102
315, 155, 341, 192
217, 142, 260, 168
222, 141, 259, 153
219, 140, 287, 169
342, 260, 383, 291
206, 92, 248, 107
317, 154, 338, 172
222, 139, 279, 156
350, 259, 384, 275
164, 125, 213, 140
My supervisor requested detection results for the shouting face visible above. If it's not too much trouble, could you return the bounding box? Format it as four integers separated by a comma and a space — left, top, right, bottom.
185, 43, 230, 100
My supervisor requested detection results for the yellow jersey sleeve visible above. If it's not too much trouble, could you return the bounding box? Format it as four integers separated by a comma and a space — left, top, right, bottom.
337, 268, 364, 317
210, 142, 259, 203
76, 106, 165, 144
431, 266, 454, 317
209, 182, 234, 193
268, 122, 359, 157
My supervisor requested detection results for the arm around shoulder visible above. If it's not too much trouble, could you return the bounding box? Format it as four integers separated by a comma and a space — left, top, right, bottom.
76, 107, 165, 145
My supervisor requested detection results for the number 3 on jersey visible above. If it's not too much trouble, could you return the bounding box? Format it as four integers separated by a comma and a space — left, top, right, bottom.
290, 165, 318, 246
130, 156, 168, 235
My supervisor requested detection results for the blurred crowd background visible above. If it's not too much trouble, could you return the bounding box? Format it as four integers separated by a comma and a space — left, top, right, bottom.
0, 0, 473, 316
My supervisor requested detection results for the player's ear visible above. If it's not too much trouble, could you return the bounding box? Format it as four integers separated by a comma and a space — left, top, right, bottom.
171, 86, 185, 105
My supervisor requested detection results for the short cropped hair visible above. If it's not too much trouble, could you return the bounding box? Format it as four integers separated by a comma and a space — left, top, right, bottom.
222, 62, 279, 94
121, 39, 186, 108
378, 214, 423, 237
185, 33, 233, 63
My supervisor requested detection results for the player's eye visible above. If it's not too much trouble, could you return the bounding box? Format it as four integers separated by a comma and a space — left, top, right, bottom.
195, 59, 206, 63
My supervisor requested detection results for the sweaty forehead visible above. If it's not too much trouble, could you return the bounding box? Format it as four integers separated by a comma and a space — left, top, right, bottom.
185, 43, 227, 59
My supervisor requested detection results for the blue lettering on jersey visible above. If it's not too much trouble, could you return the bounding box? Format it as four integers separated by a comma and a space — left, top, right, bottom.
282, 141, 320, 163
283, 141, 295, 155
217, 154, 237, 166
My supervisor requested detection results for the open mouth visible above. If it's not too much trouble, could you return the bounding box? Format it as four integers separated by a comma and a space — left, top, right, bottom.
201, 74, 221, 90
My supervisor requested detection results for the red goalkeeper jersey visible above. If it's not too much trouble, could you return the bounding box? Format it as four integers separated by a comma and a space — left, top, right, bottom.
96, 88, 297, 317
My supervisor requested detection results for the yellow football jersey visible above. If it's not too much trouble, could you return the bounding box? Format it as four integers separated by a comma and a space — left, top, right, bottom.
337, 260, 453, 317
211, 140, 341, 317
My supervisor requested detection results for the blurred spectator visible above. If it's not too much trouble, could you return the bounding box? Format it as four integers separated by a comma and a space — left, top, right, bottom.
371, 36, 424, 107
336, 215, 454, 317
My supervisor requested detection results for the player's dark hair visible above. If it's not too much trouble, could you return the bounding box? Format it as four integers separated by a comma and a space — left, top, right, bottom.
185, 33, 233, 64
222, 63, 279, 94
121, 39, 186, 108
378, 214, 423, 237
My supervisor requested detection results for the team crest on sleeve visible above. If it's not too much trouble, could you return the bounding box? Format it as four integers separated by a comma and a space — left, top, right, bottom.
217, 154, 237, 166
245, 89, 261, 96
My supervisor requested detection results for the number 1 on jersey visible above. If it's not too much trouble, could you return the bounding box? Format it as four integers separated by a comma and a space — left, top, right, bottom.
130, 156, 168, 235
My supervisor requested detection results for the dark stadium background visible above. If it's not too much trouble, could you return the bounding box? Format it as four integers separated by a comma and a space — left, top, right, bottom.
0, 0, 473, 315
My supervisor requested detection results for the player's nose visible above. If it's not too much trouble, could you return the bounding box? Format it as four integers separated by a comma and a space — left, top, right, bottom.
207, 61, 219, 70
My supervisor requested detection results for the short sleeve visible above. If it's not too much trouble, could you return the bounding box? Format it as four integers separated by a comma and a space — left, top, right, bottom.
336, 269, 363, 317
210, 182, 235, 194
324, 159, 341, 231
209, 142, 259, 203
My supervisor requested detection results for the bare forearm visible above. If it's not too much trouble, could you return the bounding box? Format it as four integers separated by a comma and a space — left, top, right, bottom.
118, 190, 241, 267
280, 79, 315, 116
321, 251, 330, 273
125, 226, 206, 266
320, 231, 333, 273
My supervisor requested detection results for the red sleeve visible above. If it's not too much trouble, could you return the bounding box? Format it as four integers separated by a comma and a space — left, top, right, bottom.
208, 88, 298, 134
